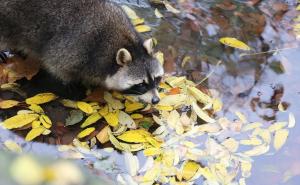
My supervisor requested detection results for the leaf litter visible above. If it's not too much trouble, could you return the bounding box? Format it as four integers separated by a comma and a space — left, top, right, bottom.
0, 5, 297, 185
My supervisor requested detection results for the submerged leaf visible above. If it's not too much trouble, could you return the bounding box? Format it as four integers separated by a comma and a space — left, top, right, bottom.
219, 37, 251, 51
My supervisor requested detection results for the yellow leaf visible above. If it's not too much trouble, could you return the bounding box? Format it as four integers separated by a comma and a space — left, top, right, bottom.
268, 122, 287, 132
77, 101, 93, 114
135, 25, 151, 33
182, 161, 200, 181
60, 99, 78, 108
241, 161, 252, 178
278, 102, 286, 112
103, 92, 124, 110
29, 104, 44, 113
104, 112, 119, 127
131, 18, 145, 26
154, 8, 163, 18
154, 51, 164, 65
99, 105, 109, 116
117, 129, 151, 143
187, 86, 212, 105
274, 129, 289, 150
165, 76, 186, 87
77, 127, 95, 139
4, 140, 22, 153
96, 125, 110, 144
25, 127, 46, 141
131, 113, 143, 119
192, 102, 215, 123
212, 98, 223, 112
164, 1, 180, 14
81, 113, 102, 128
125, 101, 145, 112
158, 94, 186, 106
145, 136, 162, 148
235, 111, 247, 123
0, 100, 19, 109
244, 144, 269, 156
155, 105, 173, 111
288, 113, 296, 128
3, 114, 39, 129
240, 137, 262, 146
121, 5, 139, 19
118, 111, 136, 128
32, 121, 41, 129
25, 93, 57, 105
219, 37, 251, 51
39, 115, 52, 129
143, 147, 161, 156
222, 138, 239, 152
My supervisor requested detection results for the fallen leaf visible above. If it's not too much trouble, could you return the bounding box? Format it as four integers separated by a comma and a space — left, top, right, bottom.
164, 1, 180, 14
39, 114, 52, 129
219, 37, 251, 51
81, 113, 102, 128
288, 113, 296, 128
77, 101, 93, 114
77, 127, 95, 139
25, 93, 57, 105
154, 8, 163, 18
135, 25, 152, 33
125, 101, 145, 112
29, 104, 44, 114
182, 161, 200, 181
65, 110, 84, 126
2, 114, 39, 129
122, 5, 139, 19
117, 129, 151, 143
0, 100, 19, 109
192, 102, 215, 123
274, 129, 289, 150
4, 140, 22, 153
118, 111, 136, 129
104, 112, 119, 127
124, 152, 139, 176
96, 125, 110, 144
25, 126, 47, 141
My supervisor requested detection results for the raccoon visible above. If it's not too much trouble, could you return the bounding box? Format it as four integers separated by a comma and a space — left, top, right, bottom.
0, 0, 164, 104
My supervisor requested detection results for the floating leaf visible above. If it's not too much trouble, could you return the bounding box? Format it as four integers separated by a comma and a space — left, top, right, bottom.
182, 161, 200, 181
96, 125, 110, 144
4, 140, 22, 153
219, 37, 251, 51
244, 144, 269, 156
192, 102, 215, 123
81, 113, 102, 128
135, 25, 151, 33
124, 152, 139, 176
3, 114, 39, 129
240, 137, 262, 146
25, 126, 46, 141
268, 122, 287, 132
164, 1, 180, 14
274, 129, 289, 150
187, 86, 212, 105
77, 127, 95, 139
0, 100, 19, 109
278, 102, 286, 112
25, 93, 57, 105
65, 110, 84, 126
77, 101, 93, 114
222, 138, 239, 152
154, 8, 163, 18
39, 114, 52, 129
104, 112, 119, 127
121, 5, 139, 19
235, 111, 247, 123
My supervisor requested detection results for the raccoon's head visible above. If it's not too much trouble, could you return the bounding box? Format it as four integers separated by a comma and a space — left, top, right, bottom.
105, 39, 164, 104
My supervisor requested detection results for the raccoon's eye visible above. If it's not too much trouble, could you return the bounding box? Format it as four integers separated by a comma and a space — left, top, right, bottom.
154, 76, 162, 85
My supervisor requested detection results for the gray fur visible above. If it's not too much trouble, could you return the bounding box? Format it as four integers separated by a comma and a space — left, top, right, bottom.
0, 0, 163, 92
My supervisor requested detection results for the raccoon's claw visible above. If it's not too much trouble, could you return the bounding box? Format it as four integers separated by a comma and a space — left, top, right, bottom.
0, 50, 12, 63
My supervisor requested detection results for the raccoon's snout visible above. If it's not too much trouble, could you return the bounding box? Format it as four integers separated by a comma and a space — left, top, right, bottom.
151, 96, 160, 104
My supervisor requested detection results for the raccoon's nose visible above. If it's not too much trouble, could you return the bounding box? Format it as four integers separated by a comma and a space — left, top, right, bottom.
151, 96, 160, 104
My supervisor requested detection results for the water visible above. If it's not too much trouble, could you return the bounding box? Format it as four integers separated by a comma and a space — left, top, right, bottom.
0, 0, 300, 184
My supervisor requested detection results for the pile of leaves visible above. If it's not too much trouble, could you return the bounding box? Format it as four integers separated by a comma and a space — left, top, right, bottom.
0, 74, 296, 185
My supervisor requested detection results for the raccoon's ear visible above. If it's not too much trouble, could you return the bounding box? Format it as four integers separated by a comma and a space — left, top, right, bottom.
116, 48, 132, 66
143, 38, 154, 55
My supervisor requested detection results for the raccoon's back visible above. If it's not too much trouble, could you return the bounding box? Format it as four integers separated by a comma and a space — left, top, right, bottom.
0, 0, 140, 83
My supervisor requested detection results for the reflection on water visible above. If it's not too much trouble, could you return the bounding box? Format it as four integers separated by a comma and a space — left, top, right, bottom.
0, 0, 299, 184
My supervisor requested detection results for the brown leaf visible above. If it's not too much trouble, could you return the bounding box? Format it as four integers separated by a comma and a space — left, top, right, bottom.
84, 87, 105, 103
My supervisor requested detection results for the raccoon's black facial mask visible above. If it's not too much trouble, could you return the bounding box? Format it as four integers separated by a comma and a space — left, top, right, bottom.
122, 76, 162, 95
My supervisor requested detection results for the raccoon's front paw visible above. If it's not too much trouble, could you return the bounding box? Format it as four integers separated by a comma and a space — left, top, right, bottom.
0, 50, 13, 63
